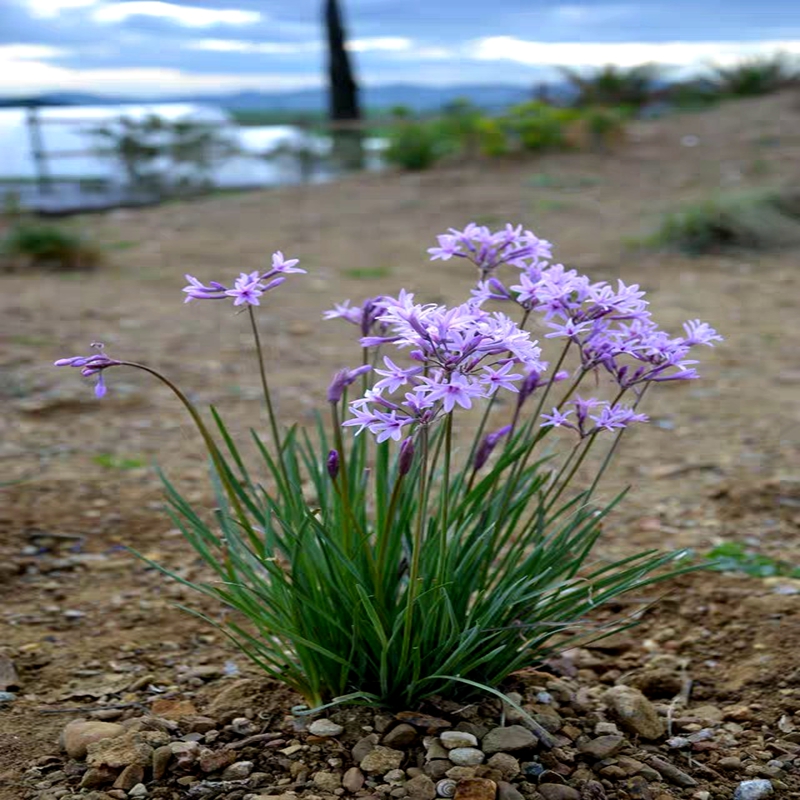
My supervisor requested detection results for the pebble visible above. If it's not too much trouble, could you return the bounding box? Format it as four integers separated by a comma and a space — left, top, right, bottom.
61, 720, 126, 759
405, 774, 436, 800
152, 745, 172, 780
496, 782, 524, 800
112, 764, 143, 791
223, 761, 255, 780
733, 781, 773, 800
0, 691, 16, 703
537, 786, 580, 800
453, 778, 497, 800
481, 726, 536, 754
383, 724, 418, 748
360, 746, 405, 774
578, 734, 624, 759
309, 719, 345, 737
719, 756, 742, 771
312, 771, 342, 791
604, 686, 664, 740
440, 732, 479, 750
647, 756, 697, 787
342, 766, 365, 792
448, 748, 485, 767
129, 784, 148, 798
0, 655, 19, 691
485, 754, 520, 780
352, 734, 380, 764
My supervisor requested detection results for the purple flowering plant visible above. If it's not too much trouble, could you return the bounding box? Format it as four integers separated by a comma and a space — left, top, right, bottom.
54, 223, 721, 714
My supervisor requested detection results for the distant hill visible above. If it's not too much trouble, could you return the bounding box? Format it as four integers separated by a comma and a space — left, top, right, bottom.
0, 84, 534, 114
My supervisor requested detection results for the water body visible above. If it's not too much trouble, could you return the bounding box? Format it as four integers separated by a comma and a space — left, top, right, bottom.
0, 103, 385, 213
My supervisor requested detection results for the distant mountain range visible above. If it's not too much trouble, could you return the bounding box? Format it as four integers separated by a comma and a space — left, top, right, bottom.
0, 84, 536, 113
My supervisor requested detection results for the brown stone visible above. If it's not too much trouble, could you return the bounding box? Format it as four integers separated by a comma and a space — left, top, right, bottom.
80, 766, 118, 789
383, 723, 419, 748
603, 686, 664, 740
113, 764, 144, 791
454, 778, 497, 800
406, 774, 436, 800
0, 655, 20, 691
198, 746, 237, 773
578, 735, 624, 759
62, 720, 126, 760
152, 745, 173, 780
342, 766, 365, 793
150, 698, 198, 720
86, 732, 154, 770
538, 786, 580, 800
396, 711, 452, 733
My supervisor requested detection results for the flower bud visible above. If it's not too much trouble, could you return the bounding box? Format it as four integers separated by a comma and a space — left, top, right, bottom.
326, 449, 340, 480
473, 425, 512, 471
398, 437, 415, 476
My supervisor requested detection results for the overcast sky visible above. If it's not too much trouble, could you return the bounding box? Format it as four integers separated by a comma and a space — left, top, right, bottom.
2, 0, 800, 96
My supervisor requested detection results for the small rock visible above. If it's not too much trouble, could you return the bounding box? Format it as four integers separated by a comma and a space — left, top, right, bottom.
406, 774, 436, 800
312, 771, 342, 791
113, 764, 144, 791
593, 722, 619, 736
622, 776, 652, 800
183, 715, 217, 734
486, 754, 519, 780
360, 746, 405, 774
481, 726, 536, 755
0, 691, 16, 704
80, 766, 117, 789
449, 748, 485, 767
309, 719, 345, 737
198, 746, 236, 773
150, 698, 197, 720
647, 756, 697, 787
385, 769, 407, 783
62, 720, 126, 759
86, 731, 163, 770
383, 724, 419, 748
447, 767, 479, 781
396, 712, 452, 733
425, 739, 450, 761
0, 655, 20, 691
152, 745, 172, 780
223, 761, 254, 781
230, 717, 258, 736
441, 732, 479, 750
733, 780, 773, 800
426, 761, 453, 780
453, 778, 497, 800
496, 782, 523, 800
604, 686, 664, 740
719, 757, 742, 771
352, 734, 380, 764
537, 785, 580, 800
129, 784, 148, 798
343, 767, 365, 793
577, 735, 623, 759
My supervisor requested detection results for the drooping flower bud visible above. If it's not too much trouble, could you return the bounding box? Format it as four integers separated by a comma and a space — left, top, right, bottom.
327, 449, 340, 480
398, 437, 415, 476
327, 365, 372, 404
473, 425, 512, 471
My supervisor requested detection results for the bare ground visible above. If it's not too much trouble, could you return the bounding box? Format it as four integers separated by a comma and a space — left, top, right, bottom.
1, 92, 800, 798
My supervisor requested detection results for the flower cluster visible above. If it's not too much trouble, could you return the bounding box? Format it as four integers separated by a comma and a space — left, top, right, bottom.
541, 398, 649, 437
54, 342, 121, 398
183, 251, 304, 306
428, 223, 552, 277
341, 299, 546, 442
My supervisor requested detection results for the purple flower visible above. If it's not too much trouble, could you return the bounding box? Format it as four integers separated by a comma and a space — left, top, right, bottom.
540, 409, 575, 429
418, 373, 486, 413
373, 356, 423, 393
54, 342, 121, 398
183, 275, 228, 302
682, 320, 723, 347
480, 361, 523, 394
327, 365, 372, 404
589, 404, 649, 431
224, 272, 265, 306
270, 251, 306, 274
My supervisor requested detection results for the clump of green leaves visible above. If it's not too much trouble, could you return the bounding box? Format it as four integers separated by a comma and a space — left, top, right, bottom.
647, 188, 800, 255
710, 53, 799, 97
706, 542, 800, 578
558, 63, 664, 110
1, 222, 103, 271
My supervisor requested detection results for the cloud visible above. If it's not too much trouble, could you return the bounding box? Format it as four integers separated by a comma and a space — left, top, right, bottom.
91, 2, 262, 27
472, 36, 800, 69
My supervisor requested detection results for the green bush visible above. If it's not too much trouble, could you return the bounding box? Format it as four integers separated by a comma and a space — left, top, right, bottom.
1, 222, 103, 270
384, 121, 447, 170
558, 63, 664, 110
711, 53, 799, 97
648, 188, 800, 255
503, 102, 580, 152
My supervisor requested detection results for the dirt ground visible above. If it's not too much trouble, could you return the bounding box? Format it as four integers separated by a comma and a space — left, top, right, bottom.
1, 92, 800, 798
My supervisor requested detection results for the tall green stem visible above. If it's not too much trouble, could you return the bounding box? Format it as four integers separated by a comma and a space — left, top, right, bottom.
439, 414, 453, 578
402, 425, 429, 662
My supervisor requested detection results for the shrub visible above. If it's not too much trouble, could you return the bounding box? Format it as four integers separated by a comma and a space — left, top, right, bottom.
55, 223, 721, 711
1, 222, 102, 271
710, 53, 799, 97
648, 188, 800, 255
385, 121, 450, 170
502, 102, 580, 152
558, 63, 664, 110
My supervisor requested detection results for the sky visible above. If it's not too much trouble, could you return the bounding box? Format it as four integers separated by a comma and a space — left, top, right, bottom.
1, 0, 800, 96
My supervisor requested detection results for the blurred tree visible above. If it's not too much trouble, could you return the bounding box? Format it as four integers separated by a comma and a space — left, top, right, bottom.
324, 0, 360, 121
